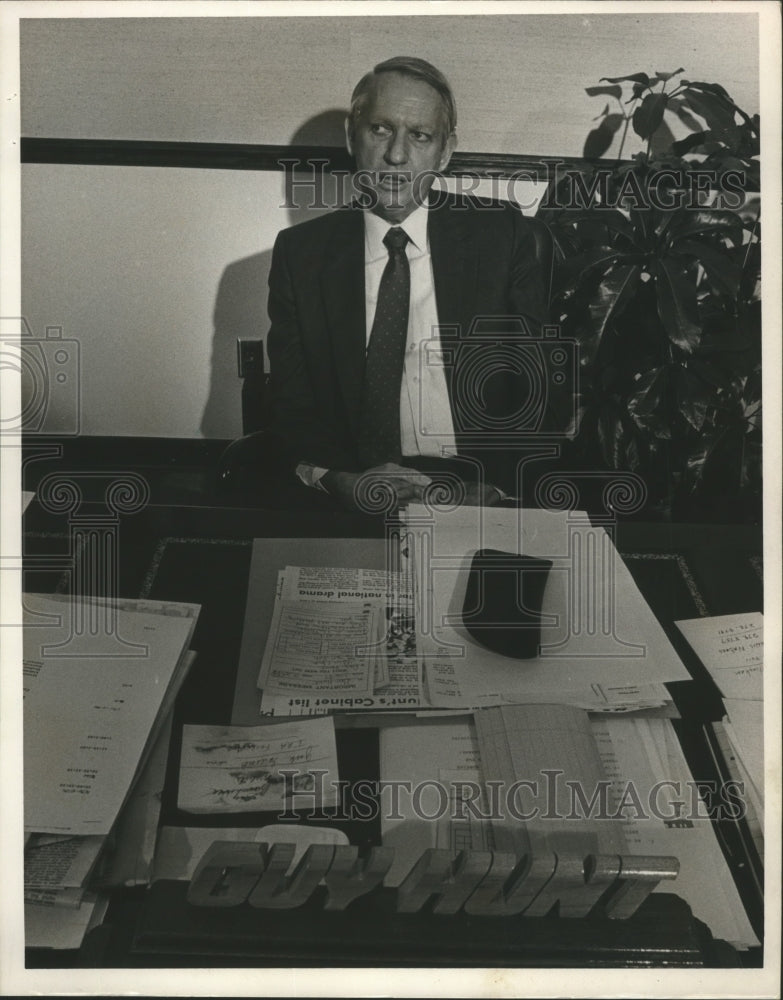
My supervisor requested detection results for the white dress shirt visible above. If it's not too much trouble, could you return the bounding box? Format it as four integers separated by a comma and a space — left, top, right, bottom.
297, 204, 457, 488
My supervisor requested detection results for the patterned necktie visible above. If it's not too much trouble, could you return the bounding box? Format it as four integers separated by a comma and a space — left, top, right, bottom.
357, 226, 411, 468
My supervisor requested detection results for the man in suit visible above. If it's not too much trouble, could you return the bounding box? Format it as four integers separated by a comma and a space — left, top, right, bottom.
267, 56, 560, 512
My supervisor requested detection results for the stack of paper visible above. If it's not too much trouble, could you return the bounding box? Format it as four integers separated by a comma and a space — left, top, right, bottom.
380, 711, 759, 950
257, 566, 425, 716
399, 505, 687, 713
675, 613, 764, 857
22, 593, 200, 950
250, 507, 687, 719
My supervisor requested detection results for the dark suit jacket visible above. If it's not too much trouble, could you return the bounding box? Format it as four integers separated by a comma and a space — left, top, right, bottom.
266, 192, 565, 495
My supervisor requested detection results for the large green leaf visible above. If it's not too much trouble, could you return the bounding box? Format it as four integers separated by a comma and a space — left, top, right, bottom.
688, 358, 731, 390
667, 210, 744, 245
667, 94, 705, 133
601, 72, 651, 86
627, 368, 664, 415
649, 119, 677, 159
632, 93, 668, 140
704, 153, 759, 183
675, 367, 713, 431
654, 68, 685, 83
736, 242, 761, 303
705, 122, 748, 150
652, 208, 677, 242
680, 80, 732, 101
553, 246, 626, 292
596, 209, 640, 245
555, 209, 639, 248
682, 428, 727, 492
575, 215, 615, 245
743, 397, 762, 432
597, 401, 640, 467
548, 226, 581, 263
624, 434, 641, 472
679, 87, 736, 131
696, 329, 753, 362
670, 130, 713, 156
673, 239, 741, 297
588, 264, 642, 343
627, 206, 656, 246
627, 367, 671, 438
652, 258, 702, 352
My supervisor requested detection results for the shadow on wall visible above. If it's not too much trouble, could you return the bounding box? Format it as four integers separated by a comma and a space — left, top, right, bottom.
200, 109, 349, 439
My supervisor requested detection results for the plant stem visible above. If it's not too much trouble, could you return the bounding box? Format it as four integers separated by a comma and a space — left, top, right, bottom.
616, 112, 633, 160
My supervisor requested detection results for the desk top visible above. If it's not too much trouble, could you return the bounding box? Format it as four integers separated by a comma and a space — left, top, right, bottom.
21, 499, 764, 968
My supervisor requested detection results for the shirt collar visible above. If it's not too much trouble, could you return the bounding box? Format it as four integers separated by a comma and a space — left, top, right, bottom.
363, 202, 429, 262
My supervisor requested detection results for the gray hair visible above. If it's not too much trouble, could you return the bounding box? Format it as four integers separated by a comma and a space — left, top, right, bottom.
348, 56, 457, 141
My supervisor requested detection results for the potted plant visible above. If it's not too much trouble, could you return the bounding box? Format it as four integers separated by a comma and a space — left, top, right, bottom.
538, 70, 761, 522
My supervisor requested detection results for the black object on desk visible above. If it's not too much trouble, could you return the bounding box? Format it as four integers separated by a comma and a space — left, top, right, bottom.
462, 548, 552, 659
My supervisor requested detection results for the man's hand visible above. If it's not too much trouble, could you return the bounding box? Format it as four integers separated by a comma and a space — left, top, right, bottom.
461, 482, 504, 507
321, 465, 506, 512
321, 463, 432, 513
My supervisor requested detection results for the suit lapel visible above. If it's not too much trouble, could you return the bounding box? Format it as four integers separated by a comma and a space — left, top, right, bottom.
428, 194, 478, 429
321, 207, 366, 432
428, 193, 476, 333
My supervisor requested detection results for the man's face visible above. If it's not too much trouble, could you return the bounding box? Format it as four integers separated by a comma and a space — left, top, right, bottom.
346, 71, 456, 223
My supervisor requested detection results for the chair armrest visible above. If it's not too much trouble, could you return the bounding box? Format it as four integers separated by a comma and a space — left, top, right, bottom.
216, 430, 282, 496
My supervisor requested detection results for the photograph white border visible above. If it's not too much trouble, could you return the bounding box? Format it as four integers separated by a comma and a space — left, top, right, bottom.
1, 2, 780, 996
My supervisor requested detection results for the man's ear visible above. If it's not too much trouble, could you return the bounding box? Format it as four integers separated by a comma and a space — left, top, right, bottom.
438, 131, 457, 173
344, 116, 354, 157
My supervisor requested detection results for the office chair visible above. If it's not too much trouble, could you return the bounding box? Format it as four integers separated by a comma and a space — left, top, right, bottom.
215, 214, 556, 500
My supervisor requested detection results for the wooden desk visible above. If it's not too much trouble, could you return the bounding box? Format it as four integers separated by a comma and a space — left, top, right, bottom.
22, 499, 763, 968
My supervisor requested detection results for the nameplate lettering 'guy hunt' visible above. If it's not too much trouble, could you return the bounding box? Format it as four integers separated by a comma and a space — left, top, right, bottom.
187, 842, 679, 919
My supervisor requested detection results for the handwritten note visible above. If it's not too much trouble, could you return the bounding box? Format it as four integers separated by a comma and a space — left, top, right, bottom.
675, 613, 763, 700
177, 718, 339, 813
